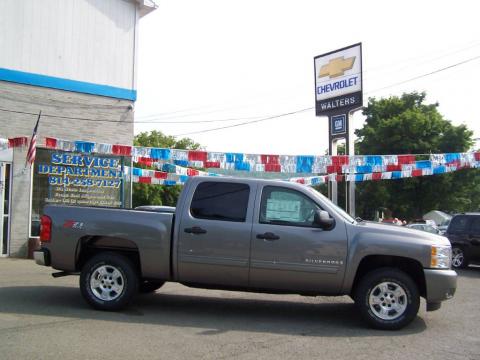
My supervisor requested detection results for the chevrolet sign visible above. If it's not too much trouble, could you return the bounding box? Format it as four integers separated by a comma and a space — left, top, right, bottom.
314, 43, 362, 115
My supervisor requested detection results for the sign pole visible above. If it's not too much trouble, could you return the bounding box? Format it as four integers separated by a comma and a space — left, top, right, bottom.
329, 137, 338, 205
347, 111, 355, 216
314, 43, 363, 213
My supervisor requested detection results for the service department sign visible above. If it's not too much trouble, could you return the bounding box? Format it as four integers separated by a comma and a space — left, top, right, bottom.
37, 152, 125, 207
314, 43, 363, 116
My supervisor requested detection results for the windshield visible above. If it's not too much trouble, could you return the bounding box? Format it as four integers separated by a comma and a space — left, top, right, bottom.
305, 186, 356, 224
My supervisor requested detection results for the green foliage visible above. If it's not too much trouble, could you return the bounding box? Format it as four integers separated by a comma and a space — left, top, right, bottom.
133, 130, 200, 150
356, 92, 473, 154
132, 131, 200, 208
355, 92, 479, 220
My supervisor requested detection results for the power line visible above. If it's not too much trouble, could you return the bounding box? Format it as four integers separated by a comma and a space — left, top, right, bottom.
172, 107, 314, 137
135, 115, 264, 124
135, 103, 263, 121
134, 105, 222, 119
366, 54, 480, 95
364, 40, 480, 75
0, 107, 275, 126
137, 41, 480, 122
174, 54, 480, 136
1, 53, 479, 131
135, 105, 232, 121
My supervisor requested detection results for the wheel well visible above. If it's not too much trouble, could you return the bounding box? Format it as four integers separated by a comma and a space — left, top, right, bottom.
76, 236, 141, 276
351, 255, 426, 298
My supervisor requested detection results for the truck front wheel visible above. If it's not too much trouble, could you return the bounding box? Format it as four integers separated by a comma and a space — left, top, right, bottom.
80, 252, 139, 311
354, 268, 420, 330
451, 246, 468, 269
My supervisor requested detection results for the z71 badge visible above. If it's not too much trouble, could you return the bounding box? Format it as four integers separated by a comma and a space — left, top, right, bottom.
63, 220, 84, 229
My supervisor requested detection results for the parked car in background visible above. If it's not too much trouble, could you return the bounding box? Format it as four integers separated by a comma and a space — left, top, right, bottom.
438, 219, 450, 234
406, 223, 443, 235
445, 213, 480, 269
423, 210, 452, 232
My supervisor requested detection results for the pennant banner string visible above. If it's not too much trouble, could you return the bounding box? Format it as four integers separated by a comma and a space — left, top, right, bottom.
4, 136, 480, 178
38, 136, 480, 175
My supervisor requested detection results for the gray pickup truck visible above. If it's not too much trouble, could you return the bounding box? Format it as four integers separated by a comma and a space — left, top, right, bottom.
34, 177, 456, 330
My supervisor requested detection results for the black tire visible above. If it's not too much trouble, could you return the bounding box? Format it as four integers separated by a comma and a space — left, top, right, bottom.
139, 280, 165, 294
451, 246, 468, 269
80, 252, 138, 311
354, 267, 420, 330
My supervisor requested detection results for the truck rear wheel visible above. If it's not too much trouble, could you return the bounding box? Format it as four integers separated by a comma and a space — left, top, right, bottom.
80, 252, 138, 311
354, 267, 420, 330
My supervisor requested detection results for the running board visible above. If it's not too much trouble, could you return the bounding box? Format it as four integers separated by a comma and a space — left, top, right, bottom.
51, 271, 78, 278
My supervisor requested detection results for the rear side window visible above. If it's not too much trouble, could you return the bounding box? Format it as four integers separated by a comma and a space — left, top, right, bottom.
448, 216, 469, 233
190, 182, 250, 222
470, 217, 480, 234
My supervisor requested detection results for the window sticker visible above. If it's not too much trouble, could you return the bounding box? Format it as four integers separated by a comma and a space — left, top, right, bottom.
266, 199, 302, 222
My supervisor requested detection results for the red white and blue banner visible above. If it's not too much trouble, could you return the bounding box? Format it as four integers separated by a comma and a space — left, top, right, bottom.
127, 161, 479, 186
3, 136, 480, 184
41, 136, 480, 174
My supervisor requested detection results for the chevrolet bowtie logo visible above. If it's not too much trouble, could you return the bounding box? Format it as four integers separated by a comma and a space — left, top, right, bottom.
319, 56, 356, 78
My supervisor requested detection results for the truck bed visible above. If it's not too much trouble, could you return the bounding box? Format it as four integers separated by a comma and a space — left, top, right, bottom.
43, 205, 174, 280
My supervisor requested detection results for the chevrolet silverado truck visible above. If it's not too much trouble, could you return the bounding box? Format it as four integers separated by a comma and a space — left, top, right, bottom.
34, 177, 457, 330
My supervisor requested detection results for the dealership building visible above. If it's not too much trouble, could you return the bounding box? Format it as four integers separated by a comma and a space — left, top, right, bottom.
0, 0, 156, 257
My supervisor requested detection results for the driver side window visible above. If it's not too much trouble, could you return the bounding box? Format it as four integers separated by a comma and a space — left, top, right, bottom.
260, 186, 320, 227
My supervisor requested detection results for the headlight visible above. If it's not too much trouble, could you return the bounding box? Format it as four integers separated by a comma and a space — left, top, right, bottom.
431, 245, 452, 269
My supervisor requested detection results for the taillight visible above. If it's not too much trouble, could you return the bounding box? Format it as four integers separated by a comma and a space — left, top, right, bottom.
40, 215, 52, 242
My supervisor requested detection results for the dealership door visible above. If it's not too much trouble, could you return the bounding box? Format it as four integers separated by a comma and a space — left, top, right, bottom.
0, 163, 11, 256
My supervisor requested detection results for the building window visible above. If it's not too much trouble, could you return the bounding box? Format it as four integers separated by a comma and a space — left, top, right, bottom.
31, 148, 131, 236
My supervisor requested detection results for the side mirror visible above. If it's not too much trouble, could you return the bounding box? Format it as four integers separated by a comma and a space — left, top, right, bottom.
314, 210, 335, 230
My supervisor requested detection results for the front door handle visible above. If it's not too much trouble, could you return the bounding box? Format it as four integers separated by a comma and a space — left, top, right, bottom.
256, 232, 280, 241
184, 226, 207, 235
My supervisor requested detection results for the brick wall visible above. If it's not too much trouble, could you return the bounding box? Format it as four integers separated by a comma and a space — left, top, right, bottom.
0, 81, 134, 144
0, 81, 134, 257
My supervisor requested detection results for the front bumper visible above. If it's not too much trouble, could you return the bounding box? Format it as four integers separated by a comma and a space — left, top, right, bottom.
424, 269, 457, 303
33, 248, 51, 266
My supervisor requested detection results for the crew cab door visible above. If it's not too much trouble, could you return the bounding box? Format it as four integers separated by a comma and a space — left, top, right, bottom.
468, 216, 480, 259
249, 185, 348, 294
177, 180, 256, 287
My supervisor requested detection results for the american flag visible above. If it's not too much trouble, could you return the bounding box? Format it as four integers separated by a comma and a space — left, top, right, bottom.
26, 111, 41, 166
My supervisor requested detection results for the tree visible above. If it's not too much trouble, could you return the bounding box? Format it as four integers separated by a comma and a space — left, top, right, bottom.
134, 130, 200, 151
355, 92, 479, 220
132, 131, 200, 208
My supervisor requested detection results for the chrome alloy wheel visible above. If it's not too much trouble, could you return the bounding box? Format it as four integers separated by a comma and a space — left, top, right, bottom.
90, 265, 125, 301
369, 282, 408, 321
452, 247, 464, 268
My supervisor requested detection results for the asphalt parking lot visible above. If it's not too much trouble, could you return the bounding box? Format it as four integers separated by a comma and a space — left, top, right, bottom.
0, 259, 479, 360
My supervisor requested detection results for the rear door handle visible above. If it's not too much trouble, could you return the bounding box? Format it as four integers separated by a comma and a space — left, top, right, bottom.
256, 232, 280, 241
184, 226, 207, 235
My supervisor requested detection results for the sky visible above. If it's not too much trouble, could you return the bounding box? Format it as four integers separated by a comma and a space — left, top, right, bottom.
134, 0, 480, 156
